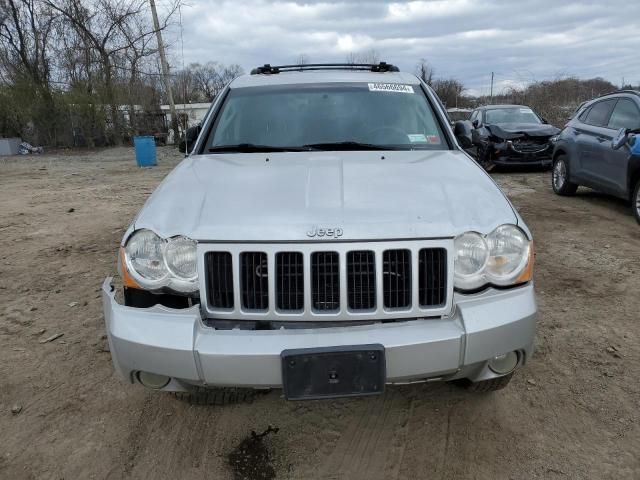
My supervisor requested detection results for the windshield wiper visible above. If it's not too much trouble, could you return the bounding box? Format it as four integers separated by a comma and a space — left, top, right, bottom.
208, 143, 305, 153
301, 141, 402, 151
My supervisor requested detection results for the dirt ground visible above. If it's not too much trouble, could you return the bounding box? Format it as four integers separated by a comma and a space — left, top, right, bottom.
1, 147, 639, 480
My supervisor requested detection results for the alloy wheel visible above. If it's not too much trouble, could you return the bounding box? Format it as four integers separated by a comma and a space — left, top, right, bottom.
553, 160, 566, 191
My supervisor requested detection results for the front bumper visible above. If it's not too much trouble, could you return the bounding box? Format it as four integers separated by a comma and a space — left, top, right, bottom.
102, 278, 537, 390
492, 142, 552, 167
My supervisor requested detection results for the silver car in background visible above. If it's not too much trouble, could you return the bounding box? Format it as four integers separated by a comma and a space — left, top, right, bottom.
103, 63, 537, 403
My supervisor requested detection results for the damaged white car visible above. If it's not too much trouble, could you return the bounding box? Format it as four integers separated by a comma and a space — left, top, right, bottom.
103, 62, 537, 403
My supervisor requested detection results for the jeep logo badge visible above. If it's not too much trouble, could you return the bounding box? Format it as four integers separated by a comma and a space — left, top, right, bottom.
306, 226, 343, 238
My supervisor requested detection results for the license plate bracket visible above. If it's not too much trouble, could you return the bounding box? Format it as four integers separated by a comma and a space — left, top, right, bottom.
281, 344, 385, 400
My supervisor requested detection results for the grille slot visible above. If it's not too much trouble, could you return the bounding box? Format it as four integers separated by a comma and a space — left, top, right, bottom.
276, 252, 304, 311
418, 248, 447, 307
383, 249, 411, 309
347, 250, 376, 310
240, 252, 268, 310
311, 252, 340, 311
205, 252, 234, 309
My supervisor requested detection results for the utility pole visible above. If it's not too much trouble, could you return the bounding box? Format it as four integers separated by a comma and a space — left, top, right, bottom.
150, 0, 179, 145
490, 72, 494, 103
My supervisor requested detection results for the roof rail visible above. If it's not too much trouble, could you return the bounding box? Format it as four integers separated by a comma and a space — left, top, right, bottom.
250, 62, 400, 75
598, 89, 640, 98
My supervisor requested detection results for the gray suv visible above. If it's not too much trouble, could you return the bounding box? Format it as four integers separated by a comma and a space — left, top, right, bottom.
551, 90, 640, 223
103, 63, 537, 403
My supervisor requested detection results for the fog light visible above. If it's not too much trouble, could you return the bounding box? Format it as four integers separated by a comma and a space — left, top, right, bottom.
137, 371, 170, 389
488, 351, 518, 375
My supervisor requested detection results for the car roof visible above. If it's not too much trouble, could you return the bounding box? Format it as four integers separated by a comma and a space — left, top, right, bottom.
601, 89, 640, 97
477, 104, 531, 110
588, 90, 640, 103
230, 70, 421, 88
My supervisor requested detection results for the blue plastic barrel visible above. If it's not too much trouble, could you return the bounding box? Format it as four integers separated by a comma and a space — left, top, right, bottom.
133, 136, 157, 167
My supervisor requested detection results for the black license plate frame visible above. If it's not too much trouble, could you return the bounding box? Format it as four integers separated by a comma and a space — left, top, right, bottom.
281, 344, 385, 401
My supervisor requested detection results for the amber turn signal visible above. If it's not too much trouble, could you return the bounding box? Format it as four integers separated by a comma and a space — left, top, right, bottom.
119, 247, 141, 288
516, 241, 535, 284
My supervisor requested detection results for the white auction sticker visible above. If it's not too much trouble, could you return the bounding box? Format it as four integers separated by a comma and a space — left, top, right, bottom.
368, 83, 415, 94
407, 134, 427, 143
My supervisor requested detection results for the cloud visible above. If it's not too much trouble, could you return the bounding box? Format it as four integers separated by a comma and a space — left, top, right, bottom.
164, 0, 640, 94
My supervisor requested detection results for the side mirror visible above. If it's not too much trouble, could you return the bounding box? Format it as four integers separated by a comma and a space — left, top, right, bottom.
179, 125, 202, 155
612, 127, 628, 150
472, 119, 480, 129
454, 120, 473, 149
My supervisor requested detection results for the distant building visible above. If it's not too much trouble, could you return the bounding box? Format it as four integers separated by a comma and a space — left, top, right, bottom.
447, 108, 473, 122
160, 103, 211, 143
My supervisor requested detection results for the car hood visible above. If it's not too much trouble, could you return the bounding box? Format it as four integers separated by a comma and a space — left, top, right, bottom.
486, 123, 561, 139
130, 151, 518, 242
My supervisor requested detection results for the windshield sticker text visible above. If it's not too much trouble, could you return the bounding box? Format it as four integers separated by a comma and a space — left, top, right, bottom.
368, 83, 414, 94
408, 134, 427, 143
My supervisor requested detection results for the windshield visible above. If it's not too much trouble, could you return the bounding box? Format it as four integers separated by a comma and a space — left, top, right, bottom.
485, 107, 541, 125
206, 82, 448, 151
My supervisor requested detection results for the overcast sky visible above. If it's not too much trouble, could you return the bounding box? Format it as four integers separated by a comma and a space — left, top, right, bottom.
166, 0, 639, 96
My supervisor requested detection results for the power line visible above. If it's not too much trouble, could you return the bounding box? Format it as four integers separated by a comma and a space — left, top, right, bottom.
490, 71, 494, 103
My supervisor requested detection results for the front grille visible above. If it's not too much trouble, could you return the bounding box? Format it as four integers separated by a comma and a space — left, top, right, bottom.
383, 249, 411, 309
276, 252, 304, 310
347, 251, 376, 310
311, 252, 340, 311
511, 139, 550, 153
205, 252, 234, 309
419, 248, 447, 307
241, 252, 268, 310
204, 242, 450, 321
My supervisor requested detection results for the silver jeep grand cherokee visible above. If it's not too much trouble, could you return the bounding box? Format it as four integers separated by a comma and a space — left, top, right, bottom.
102, 62, 537, 402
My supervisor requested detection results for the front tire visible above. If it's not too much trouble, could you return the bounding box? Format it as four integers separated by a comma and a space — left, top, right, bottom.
456, 373, 514, 392
632, 179, 640, 224
476, 144, 496, 172
552, 155, 578, 196
171, 387, 267, 406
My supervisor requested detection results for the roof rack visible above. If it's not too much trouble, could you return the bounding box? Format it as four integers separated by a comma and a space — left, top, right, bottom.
599, 89, 640, 98
250, 62, 400, 75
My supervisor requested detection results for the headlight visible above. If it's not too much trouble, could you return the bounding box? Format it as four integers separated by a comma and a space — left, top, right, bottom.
485, 225, 530, 285
125, 229, 167, 282
123, 229, 198, 293
165, 236, 198, 280
454, 225, 532, 291
454, 232, 489, 290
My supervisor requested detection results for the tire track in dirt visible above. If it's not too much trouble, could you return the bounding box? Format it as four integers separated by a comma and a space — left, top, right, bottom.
316, 389, 413, 480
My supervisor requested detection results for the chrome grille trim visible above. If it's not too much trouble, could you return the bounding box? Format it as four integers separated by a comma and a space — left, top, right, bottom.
199, 240, 454, 321
240, 252, 268, 310
347, 250, 376, 310
311, 252, 340, 311
383, 249, 412, 309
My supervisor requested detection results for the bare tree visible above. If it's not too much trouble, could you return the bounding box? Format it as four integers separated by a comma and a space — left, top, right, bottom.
415, 58, 434, 86
43, 0, 177, 144
345, 48, 380, 65
186, 61, 243, 102
0, 0, 180, 146
0, 0, 58, 142
432, 78, 465, 108
294, 54, 309, 66
476, 76, 619, 126
172, 65, 197, 104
